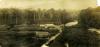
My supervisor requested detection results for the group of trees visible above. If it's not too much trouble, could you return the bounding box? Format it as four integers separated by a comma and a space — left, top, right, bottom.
0, 8, 73, 25
79, 7, 100, 29
60, 7, 100, 47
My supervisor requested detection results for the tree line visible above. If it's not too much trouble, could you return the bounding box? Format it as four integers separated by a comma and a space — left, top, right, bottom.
0, 8, 73, 25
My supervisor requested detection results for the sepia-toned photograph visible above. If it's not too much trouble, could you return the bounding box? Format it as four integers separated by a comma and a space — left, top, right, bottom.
0, 0, 99, 47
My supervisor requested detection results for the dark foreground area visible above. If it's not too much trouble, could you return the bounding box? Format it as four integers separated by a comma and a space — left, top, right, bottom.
0, 24, 59, 47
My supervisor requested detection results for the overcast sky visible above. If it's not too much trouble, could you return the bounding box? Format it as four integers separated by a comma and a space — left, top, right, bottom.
0, 0, 97, 10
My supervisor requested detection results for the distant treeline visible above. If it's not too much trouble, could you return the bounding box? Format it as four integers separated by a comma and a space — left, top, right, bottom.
0, 8, 73, 25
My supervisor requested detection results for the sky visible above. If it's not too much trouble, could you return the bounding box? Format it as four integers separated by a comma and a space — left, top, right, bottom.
97, 0, 100, 6
0, 0, 97, 10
